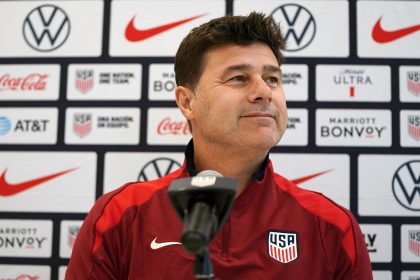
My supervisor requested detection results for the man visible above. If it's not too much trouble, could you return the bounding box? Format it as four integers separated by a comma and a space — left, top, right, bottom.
66, 12, 372, 279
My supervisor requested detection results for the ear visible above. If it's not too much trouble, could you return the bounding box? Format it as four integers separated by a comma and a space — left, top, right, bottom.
175, 86, 195, 121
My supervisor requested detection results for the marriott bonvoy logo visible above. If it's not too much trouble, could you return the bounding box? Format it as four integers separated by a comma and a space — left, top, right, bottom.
0, 220, 52, 257
316, 109, 392, 147
148, 63, 176, 101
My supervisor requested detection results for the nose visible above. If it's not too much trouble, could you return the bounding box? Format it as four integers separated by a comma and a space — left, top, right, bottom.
247, 76, 272, 103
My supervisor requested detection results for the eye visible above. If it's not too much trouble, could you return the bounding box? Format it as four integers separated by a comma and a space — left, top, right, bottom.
265, 76, 280, 86
229, 75, 247, 82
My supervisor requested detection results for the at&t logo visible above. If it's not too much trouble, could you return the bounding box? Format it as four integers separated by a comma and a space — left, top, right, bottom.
392, 160, 420, 211
0, 116, 11, 136
23, 4, 70, 52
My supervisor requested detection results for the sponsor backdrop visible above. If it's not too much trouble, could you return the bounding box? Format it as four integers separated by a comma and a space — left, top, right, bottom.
0, 0, 419, 279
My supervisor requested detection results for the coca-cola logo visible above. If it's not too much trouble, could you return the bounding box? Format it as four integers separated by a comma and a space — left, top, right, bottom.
0, 74, 48, 91
157, 117, 190, 135
17, 275, 39, 280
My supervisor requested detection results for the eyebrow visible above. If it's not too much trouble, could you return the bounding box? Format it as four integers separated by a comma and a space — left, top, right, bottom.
263, 65, 282, 75
221, 64, 282, 78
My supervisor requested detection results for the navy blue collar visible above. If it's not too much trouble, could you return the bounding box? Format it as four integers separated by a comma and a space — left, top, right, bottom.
184, 139, 268, 180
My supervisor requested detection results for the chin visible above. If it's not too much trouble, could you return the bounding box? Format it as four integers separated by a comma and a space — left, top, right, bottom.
248, 135, 279, 150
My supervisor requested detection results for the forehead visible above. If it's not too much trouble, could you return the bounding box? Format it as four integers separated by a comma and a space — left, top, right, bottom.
202, 42, 279, 72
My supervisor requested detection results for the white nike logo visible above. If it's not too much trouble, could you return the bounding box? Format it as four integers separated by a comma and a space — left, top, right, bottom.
150, 237, 181, 250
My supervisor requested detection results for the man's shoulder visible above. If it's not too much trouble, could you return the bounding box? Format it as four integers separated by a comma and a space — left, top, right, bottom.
94, 167, 185, 215
83, 167, 186, 253
272, 172, 366, 269
272, 172, 355, 230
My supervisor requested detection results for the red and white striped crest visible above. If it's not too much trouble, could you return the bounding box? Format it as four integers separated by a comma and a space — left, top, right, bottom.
409, 230, 420, 256
408, 115, 420, 141
267, 231, 298, 263
75, 70, 94, 93
407, 71, 420, 96
68, 225, 80, 248
73, 113, 92, 138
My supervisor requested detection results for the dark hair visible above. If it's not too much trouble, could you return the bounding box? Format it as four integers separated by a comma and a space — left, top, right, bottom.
174, 12, 285, 90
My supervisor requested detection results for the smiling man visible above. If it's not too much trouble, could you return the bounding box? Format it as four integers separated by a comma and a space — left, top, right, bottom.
66, 12, 372, 279
176, 42, 287, 196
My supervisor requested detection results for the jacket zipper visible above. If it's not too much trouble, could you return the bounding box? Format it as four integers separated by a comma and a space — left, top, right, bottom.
220, 217, 231, 261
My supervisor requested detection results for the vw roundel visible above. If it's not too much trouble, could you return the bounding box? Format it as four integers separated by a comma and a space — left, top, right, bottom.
267, 231, 299, 264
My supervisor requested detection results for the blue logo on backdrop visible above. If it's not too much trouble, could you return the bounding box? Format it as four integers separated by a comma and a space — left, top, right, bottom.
0, 116, 11, 136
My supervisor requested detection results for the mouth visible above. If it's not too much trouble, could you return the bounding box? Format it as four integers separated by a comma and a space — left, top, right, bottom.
241, 111, 276, 118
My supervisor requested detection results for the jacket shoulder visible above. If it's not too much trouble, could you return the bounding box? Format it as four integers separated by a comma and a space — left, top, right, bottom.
87, 167, 185, 253
273, 173, 362, 268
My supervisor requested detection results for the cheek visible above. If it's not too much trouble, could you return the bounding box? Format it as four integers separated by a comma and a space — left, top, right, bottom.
273, 96, 288, 128
202, 94, 235, 116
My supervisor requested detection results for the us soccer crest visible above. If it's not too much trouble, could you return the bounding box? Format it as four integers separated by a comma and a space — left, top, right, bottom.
68, 225, 80, 248
408, 115, 420, 141
73, 113, 92, 138
75, 69, 94, 93
267, 231, 298, 263
407, 71, 420, 96
409, 230, 420, 256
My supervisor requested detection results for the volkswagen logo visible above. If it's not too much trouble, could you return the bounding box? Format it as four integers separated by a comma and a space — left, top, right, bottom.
138, 158, 182, 181
23, 4, 71, 52
270, 4, 316, 52
392, 160, 420, 211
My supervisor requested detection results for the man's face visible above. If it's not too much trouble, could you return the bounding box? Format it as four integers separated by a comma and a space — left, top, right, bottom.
186, 42, 288, 153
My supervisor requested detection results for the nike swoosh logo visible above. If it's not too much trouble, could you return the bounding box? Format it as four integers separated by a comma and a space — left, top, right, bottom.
125, 14, 206, 42
372, 16, 420, 43
0, 167, 78, 196
150, 237, 181, 250
291, 169, 332, 185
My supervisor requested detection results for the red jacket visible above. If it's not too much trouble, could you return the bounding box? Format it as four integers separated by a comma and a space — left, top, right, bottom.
66, 152, 372, 279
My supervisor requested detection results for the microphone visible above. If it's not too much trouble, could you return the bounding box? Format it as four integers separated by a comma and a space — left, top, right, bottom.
168, 170, 238, 255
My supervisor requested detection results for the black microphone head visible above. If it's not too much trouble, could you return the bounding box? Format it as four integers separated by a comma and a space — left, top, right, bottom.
167, 170, 238, 254
168, 170, 237, 220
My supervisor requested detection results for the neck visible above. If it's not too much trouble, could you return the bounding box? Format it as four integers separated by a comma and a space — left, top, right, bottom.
192, 140, 267, 196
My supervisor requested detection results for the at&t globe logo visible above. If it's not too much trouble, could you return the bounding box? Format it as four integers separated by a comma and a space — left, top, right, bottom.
0, 116, 11, 136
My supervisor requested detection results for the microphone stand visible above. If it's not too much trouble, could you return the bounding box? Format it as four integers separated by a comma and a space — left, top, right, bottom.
167, 172, 238, 280
182, 201, 219, 280
194, 248, 218, 280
